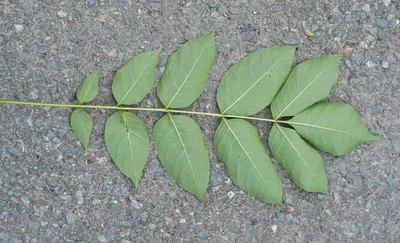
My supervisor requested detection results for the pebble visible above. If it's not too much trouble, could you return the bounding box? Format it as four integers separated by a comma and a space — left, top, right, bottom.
120, 221, 133, 228
121, 240, 133, 243
7, 148, 22, 157
97, 235, 107, 243
139, 211, 148, 223
129, 197, 142, 209
366, 61, 377, 68
382, 61, 389, 68
14, 24, 24, 32
108, 49, 117, 57
197, 229, 209, 239
65, 212, 75, 226
57, 10, 68, 18
149, 223, 157, 230
386, 174, 396, 185
376, 19, 388, 28
45, 178, 57, 187
29, 220, 40, 231
14, 92, 26, 100
130, 41, 137, 49
271, 225, 277, 233
334, 192, 341, 203
160, 66, 165, 74
382, 0, 390, 6
75, 190, 84, 204
179, 218, 186, 224
227, 191, 235, 199
362, 4, 370, 12
392, 141, 400, 153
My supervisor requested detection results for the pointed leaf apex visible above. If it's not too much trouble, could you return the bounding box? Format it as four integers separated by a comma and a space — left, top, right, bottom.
368, 134, 381, 141
155, 45, 163, 52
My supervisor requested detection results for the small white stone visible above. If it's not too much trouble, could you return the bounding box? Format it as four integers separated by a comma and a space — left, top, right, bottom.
179, 218, 186, 224
14, 24, 24, 32
382, 61, 389, 68
129, 197, 142, 209
108, 49, 117, 57
382, 0, 390, 7
57, 10, 68, 18
366, 61, 377, 68
271, 225, 277, 233
362, 4, 370, 12
227, 191, 235, 199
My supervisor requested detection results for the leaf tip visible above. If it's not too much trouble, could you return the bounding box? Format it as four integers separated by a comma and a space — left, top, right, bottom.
156, 45, 163, 53
368, 134, 381, 141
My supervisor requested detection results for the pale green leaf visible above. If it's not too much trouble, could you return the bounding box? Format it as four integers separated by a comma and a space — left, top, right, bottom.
112, 47, 162, 105
104, 111, 149, 187
153, 114, 209, 201
157, 32, 216, 108
289, 102, 380, 156
214, 119, 282, 204
217, 46, 296, 116
271, 54, 342, 119
70, 108, 93, 148
76, 69, 100, 103
269, 124, 328, 193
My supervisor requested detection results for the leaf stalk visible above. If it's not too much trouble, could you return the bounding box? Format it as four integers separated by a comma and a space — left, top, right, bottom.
0, 99, 279, 123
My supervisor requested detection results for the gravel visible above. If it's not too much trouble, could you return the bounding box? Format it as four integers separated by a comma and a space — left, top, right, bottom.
0, 0, 399, 242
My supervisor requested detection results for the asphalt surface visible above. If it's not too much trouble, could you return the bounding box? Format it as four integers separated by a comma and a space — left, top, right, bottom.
0, 0, 399, 242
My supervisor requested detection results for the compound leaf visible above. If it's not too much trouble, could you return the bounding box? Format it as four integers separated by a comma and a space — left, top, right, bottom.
157, 32, 216, 108
269, 124, 328, 193
70, 108, 93, 148
217, 46, 296, 116
289, 102, 380, 156
214, 119, 282, 205
104, 111, 149, 187
76, 69, 100, 103
271, 54, 342, 119
153, 114, 209, 201
113, 47, 162, 105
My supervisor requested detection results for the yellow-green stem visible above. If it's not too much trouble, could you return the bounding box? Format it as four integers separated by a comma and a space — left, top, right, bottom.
0, 99, 278, 123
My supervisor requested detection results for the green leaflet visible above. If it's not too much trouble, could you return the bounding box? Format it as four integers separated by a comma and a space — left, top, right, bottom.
271, 54, 342, 119
217, 46, 296, 116
157, 32, 216, 108
269, 124, 328, 193
112, 47, 162, 105
214, 119, 282, 205
153, 114, 209, 201
70, 108, 93, 148
289, 102, 380, 156
104, 111, 150, 187
76, 69, 100, 103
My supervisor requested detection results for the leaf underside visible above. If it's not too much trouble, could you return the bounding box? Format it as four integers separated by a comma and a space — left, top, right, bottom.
70, 108, 94, 148
289, 102, 380, 156
217, 46, 296, 116
271, 54, 342, 119
214, 119, 282, 205
153, 114, 210, 201
157, 31, 216, 108
76, 69, 100, 103
112, 47, 162, 105
104, 111, 150, 187
269, 124, 328, 193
